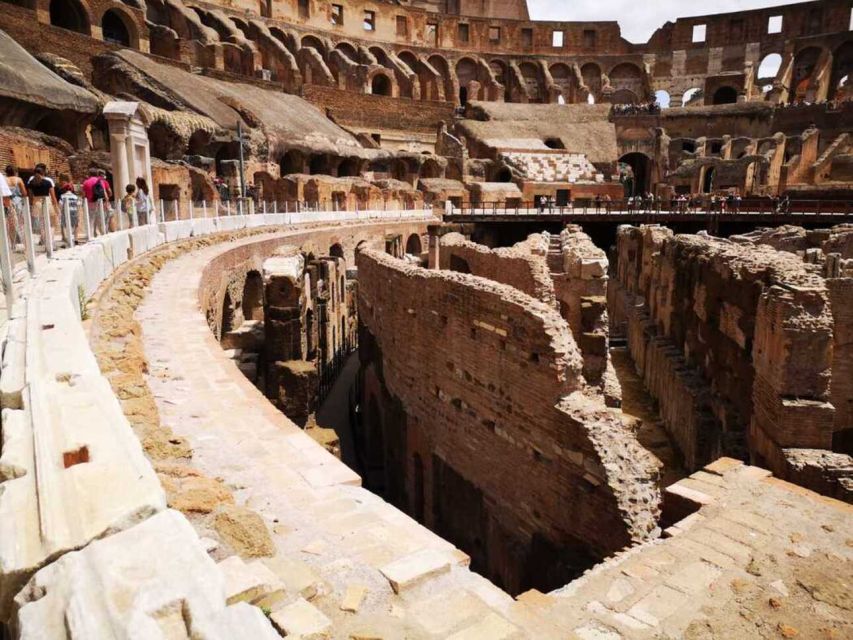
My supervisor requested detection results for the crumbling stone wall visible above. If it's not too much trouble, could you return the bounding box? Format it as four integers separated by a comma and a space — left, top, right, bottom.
357, 248, 660, 595
553, 225, 619, 405
613, 225, 852, 501
438, 232, 555, 306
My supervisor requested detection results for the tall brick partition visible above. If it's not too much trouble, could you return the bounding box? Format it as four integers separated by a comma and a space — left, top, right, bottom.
356, 248, 660, 595
438, 232, 555, 305
612, 225, 853, 501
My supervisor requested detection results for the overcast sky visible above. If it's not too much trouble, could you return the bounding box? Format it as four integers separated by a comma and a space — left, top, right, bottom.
527, 0, 814, 44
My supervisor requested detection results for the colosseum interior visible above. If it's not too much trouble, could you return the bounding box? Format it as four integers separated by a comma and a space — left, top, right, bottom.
0, 0, 851, 637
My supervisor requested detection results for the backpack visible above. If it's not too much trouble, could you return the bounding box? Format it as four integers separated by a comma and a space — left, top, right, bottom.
93, 179, 106, 201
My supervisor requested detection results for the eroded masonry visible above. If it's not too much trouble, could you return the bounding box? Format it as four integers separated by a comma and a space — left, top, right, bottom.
1, 0, 852, 637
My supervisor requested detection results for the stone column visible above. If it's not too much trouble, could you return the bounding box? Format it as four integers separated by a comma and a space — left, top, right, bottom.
110, 132, 130, 195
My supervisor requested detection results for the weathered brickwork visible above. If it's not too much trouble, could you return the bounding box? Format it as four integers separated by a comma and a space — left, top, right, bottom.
357, 248, 660, 594
613, 224, 853, 501
438, 231, 555, 305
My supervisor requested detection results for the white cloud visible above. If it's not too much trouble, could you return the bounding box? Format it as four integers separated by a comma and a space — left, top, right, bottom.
527, 0, 814, 44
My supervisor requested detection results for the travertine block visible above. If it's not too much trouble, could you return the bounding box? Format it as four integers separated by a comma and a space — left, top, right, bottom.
379, 549, 452, 593
13, 510, 280, 639
218, 555, 285, 605
270, 597, 332, 639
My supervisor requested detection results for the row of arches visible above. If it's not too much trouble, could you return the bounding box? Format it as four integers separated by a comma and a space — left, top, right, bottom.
45, 0, 139, 47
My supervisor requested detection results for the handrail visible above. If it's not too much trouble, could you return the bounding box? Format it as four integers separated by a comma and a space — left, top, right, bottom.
446, 198, 853, 218
0, 198, 435, 317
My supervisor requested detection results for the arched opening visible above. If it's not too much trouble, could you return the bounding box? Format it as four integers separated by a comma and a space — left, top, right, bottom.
301, 35, 326, 55
335, 42, 359, 63
405, 234, 422, 256
544, 138, 565, 150
329, 243, 344, 259
280, 149, 305, 175
580, 63, 602, 101
309, 155, 329, 175
242, 271, 264, 322
702, 166, 716, 193
830, 41, 853, 101
519, 62, 543, 102
456, 58, 478, 104
427, 54, 454, 102
337, 157, 361, 177
791, 47, 822, 103
391, 159, 408, 181
587, 93, 595, 105
371, 74, 392, 96
496, 167, 513, 183
215, 142, 239, 178
618, 153, 652, 197
420, 159, 442, 179
654, 89, 671, 108
49, 0, 89, 34
550, 63, 576, 104
449, 255, 470, 274
756, 53, 783, 85
101, 9, 131, 46
712, 86, 738, 105
608, 63, 644, 104
221, 291, 234, 337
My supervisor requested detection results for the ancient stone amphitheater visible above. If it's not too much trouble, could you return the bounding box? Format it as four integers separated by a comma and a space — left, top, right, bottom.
0, 0, 852, 638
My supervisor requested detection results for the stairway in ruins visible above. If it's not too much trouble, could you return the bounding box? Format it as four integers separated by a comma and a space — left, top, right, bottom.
547, 235, 563, 275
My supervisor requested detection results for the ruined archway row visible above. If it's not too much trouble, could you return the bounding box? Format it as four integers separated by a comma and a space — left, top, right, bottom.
8, 0, 851, 107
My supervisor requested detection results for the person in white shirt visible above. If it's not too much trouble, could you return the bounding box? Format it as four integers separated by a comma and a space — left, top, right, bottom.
0, 173, 15, 249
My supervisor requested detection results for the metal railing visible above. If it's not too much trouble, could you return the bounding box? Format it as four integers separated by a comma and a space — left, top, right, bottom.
0, 196, 434, 316
448, 198, 853, 218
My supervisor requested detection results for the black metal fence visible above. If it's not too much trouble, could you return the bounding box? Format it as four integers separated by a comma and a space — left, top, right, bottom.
449, 198, 853, 218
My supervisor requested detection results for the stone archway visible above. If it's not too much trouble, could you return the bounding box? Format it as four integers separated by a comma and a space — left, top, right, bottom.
242, 271, 264, 322
619, 152, 652, 196
49, 0, 91, 34
712, 86, 738, 105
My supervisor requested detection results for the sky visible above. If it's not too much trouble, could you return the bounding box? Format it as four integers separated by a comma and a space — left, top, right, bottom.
527, 0, 814, 44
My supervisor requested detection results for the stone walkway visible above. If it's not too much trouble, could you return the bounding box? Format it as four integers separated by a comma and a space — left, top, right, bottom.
137, 231, 546, 639
136, 230, 853, 639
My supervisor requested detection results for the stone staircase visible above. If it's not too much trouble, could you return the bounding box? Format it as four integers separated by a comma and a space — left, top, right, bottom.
547, 235, 564, 274
501, 151, 601, 183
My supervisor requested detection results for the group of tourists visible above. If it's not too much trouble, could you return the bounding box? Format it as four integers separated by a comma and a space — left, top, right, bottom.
0, 163, 153, 251
612, 102, 662, 116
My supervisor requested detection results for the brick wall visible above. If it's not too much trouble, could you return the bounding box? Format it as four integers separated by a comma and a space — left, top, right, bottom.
357, 248, 660, 594
303, 85, 454, 134
613, 226, 834, 473
438, 232, 555, 305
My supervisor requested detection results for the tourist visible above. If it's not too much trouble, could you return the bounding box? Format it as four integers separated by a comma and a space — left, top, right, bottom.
594, 194, 602, 213
122, 184, 137, 226
604, 194, 612, 213
0, 171, 12, 249
3, 166, 27, 247
28, 166, 59, 246
82, 168, 109, 236
57, 182, 79, 247
135, 177, 152, 225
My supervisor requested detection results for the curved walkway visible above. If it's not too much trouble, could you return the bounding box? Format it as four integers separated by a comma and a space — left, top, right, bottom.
136, 226, 546, 639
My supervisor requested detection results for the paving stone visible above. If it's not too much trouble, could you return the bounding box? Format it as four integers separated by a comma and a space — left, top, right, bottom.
446, 612, 519, 640
340, 584, 367, 613
270, 597, 332, 639
218, 555, 285, 605
379, 549, 451, 593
